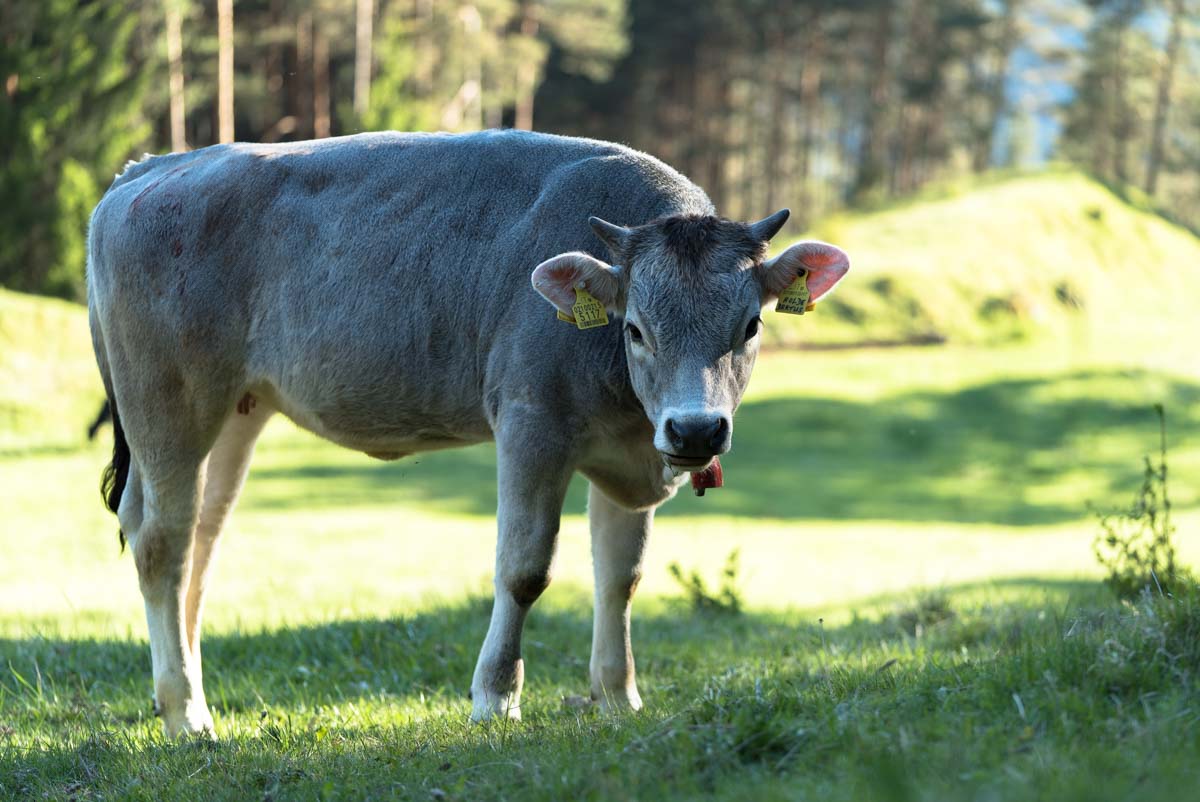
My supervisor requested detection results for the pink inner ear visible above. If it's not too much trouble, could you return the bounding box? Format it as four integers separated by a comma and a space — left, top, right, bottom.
533, 251, 622, 312
532, 258, 584, 311
798, 243, 849, 301
802, 248, 843, 269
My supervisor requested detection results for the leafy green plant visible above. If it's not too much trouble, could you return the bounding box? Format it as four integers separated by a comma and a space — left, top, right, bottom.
1093, 404, 1189, 598
667, 549, 744, 616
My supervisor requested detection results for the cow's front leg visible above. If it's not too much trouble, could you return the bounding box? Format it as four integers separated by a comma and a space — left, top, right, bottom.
588, 483, 651, 712
470, 415, 573, 721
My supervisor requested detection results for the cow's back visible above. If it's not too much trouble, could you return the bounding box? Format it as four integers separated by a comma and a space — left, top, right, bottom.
88, 131, 713, 451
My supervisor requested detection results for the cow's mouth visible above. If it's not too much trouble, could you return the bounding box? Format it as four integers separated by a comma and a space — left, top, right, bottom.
661, 453, 716, 471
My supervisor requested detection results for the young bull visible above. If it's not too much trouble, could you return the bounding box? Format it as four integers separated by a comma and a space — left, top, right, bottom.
87, 130, 849, 737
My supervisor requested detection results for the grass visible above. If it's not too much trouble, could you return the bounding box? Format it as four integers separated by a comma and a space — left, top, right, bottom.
3, 583, 1199, 800
3, 170, 1200, 799
0, 288, 105, 452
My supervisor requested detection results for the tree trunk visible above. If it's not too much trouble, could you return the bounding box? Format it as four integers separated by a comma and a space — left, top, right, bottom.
692, 53, 732, 211
796, 13, 824, 223
165, 0, 187, 151
461, 4, 483, 131
266, 0, 284, 116
976, 0, 1021, 172
354, 0, 374, 118
1112, 24, 1129, 183
313, 26, 331, 138
514, 0, 540, 130
734, 67, 754, 220
295, 12, 313, 139
1145, 0, 1184, 195
217, 0, 234, 143
854, 2, 893, 199
415, 0, 435, 98
763, 29, 788, 214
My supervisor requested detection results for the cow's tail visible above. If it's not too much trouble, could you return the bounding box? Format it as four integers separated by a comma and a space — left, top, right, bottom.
99, 399, 131, 551
90, 254, 131, 551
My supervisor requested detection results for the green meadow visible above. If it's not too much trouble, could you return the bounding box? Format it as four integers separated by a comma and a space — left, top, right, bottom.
2, 172, 1199, 800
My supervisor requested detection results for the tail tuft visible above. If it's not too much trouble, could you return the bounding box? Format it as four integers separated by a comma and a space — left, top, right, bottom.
99, 400, 131, 550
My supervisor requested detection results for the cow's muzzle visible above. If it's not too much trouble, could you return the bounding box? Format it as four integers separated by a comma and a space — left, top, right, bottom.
660, 413, 731, 465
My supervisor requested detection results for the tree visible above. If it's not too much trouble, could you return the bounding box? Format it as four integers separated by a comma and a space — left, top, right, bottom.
1145, 0, 1186, 195
0, 0, 148, 299
217, 0, 233, 142
1061, 1, 1160, 188
165, 0, 187, 151
354, 0, 373, 118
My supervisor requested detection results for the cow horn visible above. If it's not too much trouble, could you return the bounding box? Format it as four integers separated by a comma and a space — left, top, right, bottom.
749, 209, 791, 242
589, 216, 631, 252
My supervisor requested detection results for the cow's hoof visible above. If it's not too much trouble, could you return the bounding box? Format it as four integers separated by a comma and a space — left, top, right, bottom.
469, 690, 522, 722
592, 686, 643, 714
159, 703, 216, 740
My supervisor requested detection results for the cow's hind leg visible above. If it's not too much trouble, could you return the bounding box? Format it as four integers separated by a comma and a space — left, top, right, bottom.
121, 439, 213, 738
186, 403, 272, 667
112, 367, 240, 738
470, 411, 573, 721
588, 483, 651, 712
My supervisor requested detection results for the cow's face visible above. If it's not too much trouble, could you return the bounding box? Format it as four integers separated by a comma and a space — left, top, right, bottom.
532, 211, 848, 471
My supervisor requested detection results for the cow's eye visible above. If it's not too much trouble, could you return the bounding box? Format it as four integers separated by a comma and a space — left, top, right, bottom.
626, 323, 644, 344
745, 317, 762, 341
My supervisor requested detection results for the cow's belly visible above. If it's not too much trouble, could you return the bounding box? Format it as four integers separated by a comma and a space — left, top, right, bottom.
254, 373, 493, 458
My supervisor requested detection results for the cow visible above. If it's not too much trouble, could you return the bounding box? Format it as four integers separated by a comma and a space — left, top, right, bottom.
87, 130, 849, 738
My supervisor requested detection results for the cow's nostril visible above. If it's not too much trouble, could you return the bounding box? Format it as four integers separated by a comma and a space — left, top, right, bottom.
706, 417, 729, 452
665, 418, 684, 449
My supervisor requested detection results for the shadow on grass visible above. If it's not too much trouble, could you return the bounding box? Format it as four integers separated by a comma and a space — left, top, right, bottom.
0, 576, 1104, 725
239, 368, 1200, 526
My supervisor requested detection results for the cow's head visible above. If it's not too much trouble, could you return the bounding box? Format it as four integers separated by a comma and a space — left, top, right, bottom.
532, 210, 848, 471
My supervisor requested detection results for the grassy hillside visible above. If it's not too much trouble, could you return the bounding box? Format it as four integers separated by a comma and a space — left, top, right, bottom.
767, 169, 1200, 350
0, 287, 105, 451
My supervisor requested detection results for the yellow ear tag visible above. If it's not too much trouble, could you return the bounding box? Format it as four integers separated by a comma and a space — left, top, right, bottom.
568, 286, 609, 330
776, 269, 815, 315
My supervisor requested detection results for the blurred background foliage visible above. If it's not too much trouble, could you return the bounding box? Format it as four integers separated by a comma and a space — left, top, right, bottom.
0, 0, 1198, 304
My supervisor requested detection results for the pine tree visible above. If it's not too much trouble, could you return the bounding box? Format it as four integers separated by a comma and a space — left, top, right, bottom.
0, 0, 148, 299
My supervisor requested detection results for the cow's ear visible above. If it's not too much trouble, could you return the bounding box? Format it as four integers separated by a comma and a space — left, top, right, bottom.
756, 241, 850, 304
531, 251, 626, 316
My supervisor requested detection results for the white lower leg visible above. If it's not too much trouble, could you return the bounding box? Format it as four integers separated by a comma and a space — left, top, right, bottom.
144, 586, 212, 737
588, 484, 651, 711
590, 594, 642, 711
129, 467, 212, 738
470, 592, 530, 720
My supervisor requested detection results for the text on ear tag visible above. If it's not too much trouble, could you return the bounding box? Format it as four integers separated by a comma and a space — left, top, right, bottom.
776, 269, 814, 315
571, 287, 609, 330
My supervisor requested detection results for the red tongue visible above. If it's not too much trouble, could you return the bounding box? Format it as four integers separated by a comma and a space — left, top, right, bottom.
690, 457, 723, 497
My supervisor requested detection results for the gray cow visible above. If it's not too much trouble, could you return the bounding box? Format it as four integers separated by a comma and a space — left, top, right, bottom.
87, 130, 849, 737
